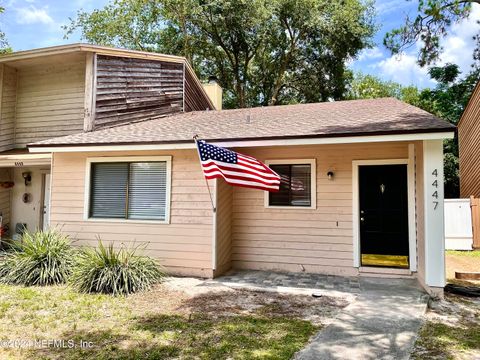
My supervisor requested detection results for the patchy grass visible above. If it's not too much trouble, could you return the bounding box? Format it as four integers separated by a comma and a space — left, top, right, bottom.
412, 294, 480, 360
0, 281, 345, 359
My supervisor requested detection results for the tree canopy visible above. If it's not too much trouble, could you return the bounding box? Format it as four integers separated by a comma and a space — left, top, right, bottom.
384, 0, 480, 66
345, 72, 420, 104
66, 0, 376, 108
0, 5, 9, 54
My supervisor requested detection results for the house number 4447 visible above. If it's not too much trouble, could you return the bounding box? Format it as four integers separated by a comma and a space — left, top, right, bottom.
432, 169, 439, 210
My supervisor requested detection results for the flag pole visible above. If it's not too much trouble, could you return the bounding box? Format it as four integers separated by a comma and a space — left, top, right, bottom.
193, 135, 216, 213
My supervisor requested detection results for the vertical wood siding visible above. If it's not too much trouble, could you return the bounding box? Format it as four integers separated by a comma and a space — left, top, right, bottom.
0, 65, 17, 152
93, 55, 184, 129
230, 142, 410, 276
215, 179, 233, 275
459, 83, 480, 197
50, 150, 214, 277
184, 68, 214, 111
14, 60, 86, 147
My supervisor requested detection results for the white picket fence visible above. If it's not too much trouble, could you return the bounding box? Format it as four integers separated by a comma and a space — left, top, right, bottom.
444, 199, 473, 250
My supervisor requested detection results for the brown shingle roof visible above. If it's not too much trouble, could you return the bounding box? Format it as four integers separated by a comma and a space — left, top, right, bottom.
29, 98, 455, 148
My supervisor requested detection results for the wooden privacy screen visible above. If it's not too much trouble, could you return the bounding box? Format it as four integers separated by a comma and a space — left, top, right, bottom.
471, 196, 480, 249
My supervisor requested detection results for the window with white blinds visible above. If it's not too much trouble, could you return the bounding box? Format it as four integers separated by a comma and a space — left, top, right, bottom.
89, 161, 169, 221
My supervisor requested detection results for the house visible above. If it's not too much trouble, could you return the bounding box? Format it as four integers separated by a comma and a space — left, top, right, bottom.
1, 45, 455, 296
459, 81, 480, 198
0, 44, 216, 236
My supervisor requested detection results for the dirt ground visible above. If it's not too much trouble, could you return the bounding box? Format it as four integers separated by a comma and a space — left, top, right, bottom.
133, 277, 350, 326
446, 251, 480, 286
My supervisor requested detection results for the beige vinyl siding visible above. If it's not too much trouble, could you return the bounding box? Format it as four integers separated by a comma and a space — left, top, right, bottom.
14, 59, 86, 147
0, 169, 12, 228
50, 150, 214, 277
215, 179, 233, 276
0, 65, 17, 152
230, 142, 410, 276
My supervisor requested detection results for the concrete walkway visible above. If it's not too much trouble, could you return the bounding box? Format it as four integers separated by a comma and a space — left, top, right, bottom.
213, 271, 429, 360
296, 277, 428, 360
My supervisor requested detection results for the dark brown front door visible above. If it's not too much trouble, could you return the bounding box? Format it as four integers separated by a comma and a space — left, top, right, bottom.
359, 164, 409, 268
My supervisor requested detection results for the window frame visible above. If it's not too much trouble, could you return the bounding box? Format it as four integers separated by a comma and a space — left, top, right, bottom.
264, 159, 316, 210
84, 156, 172, 224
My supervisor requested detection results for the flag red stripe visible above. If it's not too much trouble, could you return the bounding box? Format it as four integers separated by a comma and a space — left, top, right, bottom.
205, 173, 279, 192
204, 170, 280, 186
202, 160, 279, 180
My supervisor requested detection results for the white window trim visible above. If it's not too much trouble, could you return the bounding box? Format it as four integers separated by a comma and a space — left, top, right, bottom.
352, 155, 417, 272
84, 156, 172, 224
264, 159, 316, 210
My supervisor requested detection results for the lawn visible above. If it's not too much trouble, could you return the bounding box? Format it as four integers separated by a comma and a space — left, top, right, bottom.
411, 294, 480, 360
412, 250, 480, 359
0, 279, 347, 360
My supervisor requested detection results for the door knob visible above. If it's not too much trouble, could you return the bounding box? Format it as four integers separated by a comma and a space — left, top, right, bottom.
360, 217, 365, 222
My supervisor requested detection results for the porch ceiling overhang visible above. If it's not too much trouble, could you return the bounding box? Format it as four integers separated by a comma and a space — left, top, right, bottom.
0, 151, 51, 167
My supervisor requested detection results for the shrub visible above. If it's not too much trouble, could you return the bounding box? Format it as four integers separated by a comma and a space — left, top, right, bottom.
70, 241, 164, 296
0, 229, 74, 286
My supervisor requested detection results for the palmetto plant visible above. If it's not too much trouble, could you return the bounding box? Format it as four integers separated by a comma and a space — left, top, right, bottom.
0, 230, 74, 286
70, 240, 164, 296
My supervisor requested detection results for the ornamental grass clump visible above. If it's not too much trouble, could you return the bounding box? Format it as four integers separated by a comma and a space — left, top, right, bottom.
0, 229, 74, 286
70, 240, 164, 296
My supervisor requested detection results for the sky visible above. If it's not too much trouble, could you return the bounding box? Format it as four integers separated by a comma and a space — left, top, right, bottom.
1, 0, 479, 89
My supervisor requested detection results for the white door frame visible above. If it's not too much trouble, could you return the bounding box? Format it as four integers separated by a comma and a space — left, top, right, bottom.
352, 146, 417, 271
40, 172, 51, 231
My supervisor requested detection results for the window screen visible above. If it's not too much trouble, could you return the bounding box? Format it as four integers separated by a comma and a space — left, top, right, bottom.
268, 164, 311, 207
90, 161, 168, 220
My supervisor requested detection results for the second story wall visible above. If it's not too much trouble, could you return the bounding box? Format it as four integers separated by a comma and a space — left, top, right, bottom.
0, 65, 17, 152
92, 55, 184, 129
0, 45, 216, 151
14, 56, 86, 147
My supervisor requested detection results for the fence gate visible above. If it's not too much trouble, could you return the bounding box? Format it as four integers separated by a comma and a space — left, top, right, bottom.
444, 199, 473, 250
471, 196, 480, 249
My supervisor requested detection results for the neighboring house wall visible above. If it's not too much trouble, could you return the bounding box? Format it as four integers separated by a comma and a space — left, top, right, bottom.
215, 179, 233, 275
459, 82, 480, 197
0, 65, 17, 152
0, 169, 12, 227
229, 142, 410, 276
50, 149, 214, 277
14, 58, 86, 147
93, 55, 185, 129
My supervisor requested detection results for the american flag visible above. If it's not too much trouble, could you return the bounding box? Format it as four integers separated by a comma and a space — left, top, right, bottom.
196, 140, 280, 192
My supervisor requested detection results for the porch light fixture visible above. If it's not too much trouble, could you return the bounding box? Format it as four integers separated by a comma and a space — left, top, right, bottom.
22, 172, 32, 186
327, 171, 334, 180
